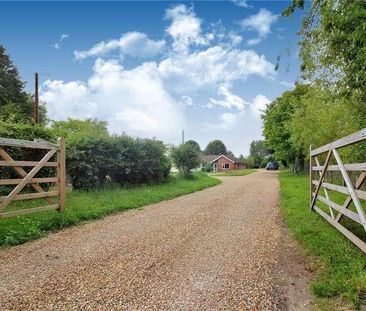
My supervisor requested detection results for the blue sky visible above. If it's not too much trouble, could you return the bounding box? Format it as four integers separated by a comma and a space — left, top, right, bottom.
0, 1, 305, 155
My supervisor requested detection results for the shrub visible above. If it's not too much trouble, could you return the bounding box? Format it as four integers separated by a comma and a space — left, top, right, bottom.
0, 122, 172, 191
111, 137, 171, 186
50, 118, 109, 142
66, 135, 171, 190
201, 163, 213, 172
66, 136, 116, 190
0, 121, 55, 141
171, 142, 200, 178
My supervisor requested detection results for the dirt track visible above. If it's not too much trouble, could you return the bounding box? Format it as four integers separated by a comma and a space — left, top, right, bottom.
0, 170, 311, 310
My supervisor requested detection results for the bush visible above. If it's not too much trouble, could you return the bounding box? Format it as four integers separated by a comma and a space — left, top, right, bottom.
66, 136, 116, 190
0, 122, 172, 191
171, 142, 200, 178
241, 156, 255, 169
111, 137, 171, 186
0, 121, 55, 141
66, 135, 171, 190
201, 163, 213, 172
50, 118, 109, 142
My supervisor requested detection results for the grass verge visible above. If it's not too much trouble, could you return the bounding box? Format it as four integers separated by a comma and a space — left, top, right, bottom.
214, 168, 257, 176
280, 171, 366, 310
0, 172, 220, 247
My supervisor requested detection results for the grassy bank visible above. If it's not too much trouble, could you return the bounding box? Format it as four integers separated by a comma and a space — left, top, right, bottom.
280, 171, 366, 309
0, 172, 220, 247
214, 169, 257, 176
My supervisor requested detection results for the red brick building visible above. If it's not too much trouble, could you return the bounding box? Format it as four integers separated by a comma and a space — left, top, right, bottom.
200, 154, 246, 172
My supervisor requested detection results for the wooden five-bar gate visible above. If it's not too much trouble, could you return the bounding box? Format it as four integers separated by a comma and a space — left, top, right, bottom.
0, 137, 66, 218
310, 128, 366, 253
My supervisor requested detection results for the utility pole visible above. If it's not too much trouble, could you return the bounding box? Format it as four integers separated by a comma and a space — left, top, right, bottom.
33, 72, 39, 123
182, 129, 185, 144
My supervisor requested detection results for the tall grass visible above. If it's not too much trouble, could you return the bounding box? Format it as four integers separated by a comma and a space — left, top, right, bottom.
280, 171, 366, 309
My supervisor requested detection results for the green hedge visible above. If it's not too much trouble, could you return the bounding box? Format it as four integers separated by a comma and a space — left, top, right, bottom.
67, 135, 171, 190
0, 122, 172, 191
0, 122, 55, 141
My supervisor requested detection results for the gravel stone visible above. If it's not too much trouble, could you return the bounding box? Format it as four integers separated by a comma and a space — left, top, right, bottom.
0, 170, 311, 310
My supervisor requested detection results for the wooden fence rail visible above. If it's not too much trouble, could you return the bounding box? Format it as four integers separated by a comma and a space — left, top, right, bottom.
0, 137, 65, 219
310, 128, 366, 253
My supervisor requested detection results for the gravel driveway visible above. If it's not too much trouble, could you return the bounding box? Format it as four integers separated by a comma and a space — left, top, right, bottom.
0, 170, 311, 310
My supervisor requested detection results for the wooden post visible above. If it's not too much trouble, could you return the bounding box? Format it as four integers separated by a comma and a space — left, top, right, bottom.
57, 137, 66, 212
309, 145, 314, 210
34, 73, 39, 123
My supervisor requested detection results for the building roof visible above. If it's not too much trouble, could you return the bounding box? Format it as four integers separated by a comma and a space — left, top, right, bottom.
199, 153, 244, 164
199, 154, 218, 163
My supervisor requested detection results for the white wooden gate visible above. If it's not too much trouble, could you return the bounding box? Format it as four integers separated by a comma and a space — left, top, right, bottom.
0, 137, 66, 218
310, 128, 366, 253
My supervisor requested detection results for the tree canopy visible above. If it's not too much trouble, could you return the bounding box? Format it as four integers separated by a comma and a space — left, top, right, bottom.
285, 0, 366, 126
185, 140, 201, 153
50, 119, 109, 142
204, 140, 227, 155
171, 142, 200, 177
262, 0, 366, 172
249, 140, 271, 168
0, 45, 27, 106
0, 45, 46, 123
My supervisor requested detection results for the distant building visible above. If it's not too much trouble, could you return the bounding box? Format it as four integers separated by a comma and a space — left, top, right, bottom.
199, 154, 246, 172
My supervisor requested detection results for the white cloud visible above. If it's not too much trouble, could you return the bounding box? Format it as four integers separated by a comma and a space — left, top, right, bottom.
239, 9, 278, 45
250, 94, 271, 117
204, 112, 240, 131
165, 4, 208, 53
41, 80, 95, 119
279, 80, 295, 88
42, 58, 184, 141
159, 46, 275, 94
219, 112, 239, 129
54, 34, 69, 49
74, 32, 165, 60
43, 4, 276, 151
180, 95, 193, 106
228, 32, 243, 46
208, 21, 243, 48
231, 0, 250, 8
208, 86, 247, 111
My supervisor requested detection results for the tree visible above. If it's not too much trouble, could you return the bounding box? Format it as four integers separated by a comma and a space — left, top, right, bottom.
0, 45, 46, 123
171, 142, 200, 178
50, 119, 109, 142
262, 84, 307, 172
284, 0, 366, 127
0, 45, 28, 106
185, 140, 201, 152
263, 0, 364, 174
249, 140, 271, 168
242, 156, 255, 168
204, 140, 227, 155
290, 85, 357, 153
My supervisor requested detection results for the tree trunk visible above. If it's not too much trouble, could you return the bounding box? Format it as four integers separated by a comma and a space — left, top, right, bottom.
294, 153, 305, 173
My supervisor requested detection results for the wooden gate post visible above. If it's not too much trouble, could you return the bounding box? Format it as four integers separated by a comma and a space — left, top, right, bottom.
57, 137, 66, 212
309, 145, 314, 210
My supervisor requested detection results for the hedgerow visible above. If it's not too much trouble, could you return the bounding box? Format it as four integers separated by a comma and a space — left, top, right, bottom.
66, 135, 171, 190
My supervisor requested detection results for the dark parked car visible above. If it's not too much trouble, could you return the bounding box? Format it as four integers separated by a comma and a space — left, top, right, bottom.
266, 161, 279, 170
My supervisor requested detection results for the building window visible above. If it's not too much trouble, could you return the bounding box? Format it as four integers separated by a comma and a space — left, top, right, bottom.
222, 163, 229, 169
